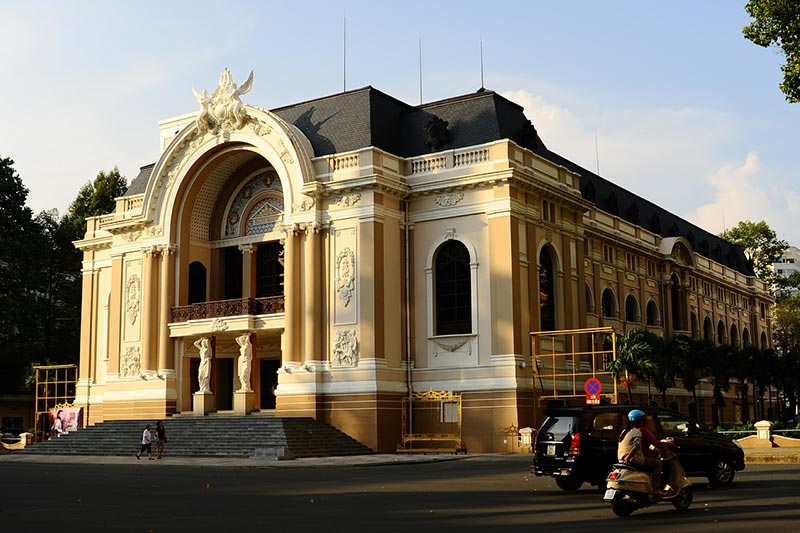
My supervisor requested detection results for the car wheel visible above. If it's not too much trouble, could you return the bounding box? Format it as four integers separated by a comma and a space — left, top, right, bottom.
555, 475, 583, 491
707, 458, 735, 486
672, 486, 693, 510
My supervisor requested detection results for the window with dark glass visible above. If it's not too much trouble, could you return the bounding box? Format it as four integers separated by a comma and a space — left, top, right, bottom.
539, 248, 556, 331
601, 289, 616, 318
434, 240, 471, 335
188, 261, 207, 304
256, 242, 284, 297
223, 247, 243, 300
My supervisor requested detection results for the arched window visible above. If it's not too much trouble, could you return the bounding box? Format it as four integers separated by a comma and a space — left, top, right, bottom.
539, 247, 556, 331
625, 295, 639, 322
188, 261, 207, 304
717, 320, 726, 345
434, 240, 471, 335
730, 324, 739, 348
760, 331, 768, 350
601, 289, 617, 318
646, 300, 659, 326
742, 327, 750, 347
703, 316, 713, 342
690, 312, 699, 338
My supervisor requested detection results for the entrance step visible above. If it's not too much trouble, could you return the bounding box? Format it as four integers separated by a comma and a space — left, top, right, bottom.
16, 416, 374, 459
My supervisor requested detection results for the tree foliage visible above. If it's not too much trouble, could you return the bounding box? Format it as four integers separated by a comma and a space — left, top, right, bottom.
719, 220, 788, 288
0, 160, 127, 392
773, 295, 800, 354
743, 0, 800, 103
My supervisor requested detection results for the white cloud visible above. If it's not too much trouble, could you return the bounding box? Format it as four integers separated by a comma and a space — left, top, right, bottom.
689, 153, 800, 244
501, 88, 800, 245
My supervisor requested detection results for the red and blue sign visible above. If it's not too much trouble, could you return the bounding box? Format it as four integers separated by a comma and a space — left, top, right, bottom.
584, 378, 602, 405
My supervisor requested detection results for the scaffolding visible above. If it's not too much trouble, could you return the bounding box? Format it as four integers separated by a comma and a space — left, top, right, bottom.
531, 326, 619, 408
33, 365, 78, 442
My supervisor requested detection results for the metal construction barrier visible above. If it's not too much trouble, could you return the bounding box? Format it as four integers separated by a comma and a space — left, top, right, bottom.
397, 389, 467, 454
34, 364, 78, 442
531, 327, 619, 406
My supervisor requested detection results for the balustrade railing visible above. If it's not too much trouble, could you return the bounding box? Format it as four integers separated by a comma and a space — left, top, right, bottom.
171, 296, 285, 322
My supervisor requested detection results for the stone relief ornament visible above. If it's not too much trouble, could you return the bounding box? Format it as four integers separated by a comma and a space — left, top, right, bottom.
334, 193, 361, 207
292, 196, 316, 212
121, 230, 142, 242
434, 192, 464, 207
120, 346, 142, 378
332, 330, 359, 367
210, 318, 228, 332
125, 275, 141, 325
445, 228, 457, 240
336, 247, 356, 307
193, 68, 254, 137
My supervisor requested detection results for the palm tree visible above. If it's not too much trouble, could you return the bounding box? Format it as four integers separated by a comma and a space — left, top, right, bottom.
675, 336, 711, 420
607, 328, 657, 403
706, 345, 734, 427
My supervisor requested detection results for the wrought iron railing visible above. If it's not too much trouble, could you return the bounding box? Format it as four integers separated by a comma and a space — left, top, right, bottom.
171, 296, 285, 322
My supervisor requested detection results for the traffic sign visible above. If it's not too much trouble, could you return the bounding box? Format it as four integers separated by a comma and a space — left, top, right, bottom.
584, 377, 602, 405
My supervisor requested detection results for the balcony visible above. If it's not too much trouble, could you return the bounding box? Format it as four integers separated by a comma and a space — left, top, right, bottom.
171, 296, 285, 322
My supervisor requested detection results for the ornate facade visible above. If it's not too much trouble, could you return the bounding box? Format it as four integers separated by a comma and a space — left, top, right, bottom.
74, 69, 772, 452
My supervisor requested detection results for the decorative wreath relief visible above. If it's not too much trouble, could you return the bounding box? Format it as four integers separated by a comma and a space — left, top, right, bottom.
125, 275, 141, 325
336, 247, 356, 307
332, 330, 359, 367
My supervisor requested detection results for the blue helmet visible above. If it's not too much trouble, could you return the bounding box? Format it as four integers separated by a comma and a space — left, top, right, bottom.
628, 409, 646, 422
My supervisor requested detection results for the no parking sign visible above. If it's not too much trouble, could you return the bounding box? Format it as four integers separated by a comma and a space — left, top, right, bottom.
584, 378, 602, 405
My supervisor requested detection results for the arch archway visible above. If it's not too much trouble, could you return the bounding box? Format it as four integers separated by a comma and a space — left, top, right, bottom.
717, 320, 726, 345
625, 294, 639, 323
601, 288, 618, 319
703, 316, 713, 341
646, 300, 659, 326
730, 324, 739, 347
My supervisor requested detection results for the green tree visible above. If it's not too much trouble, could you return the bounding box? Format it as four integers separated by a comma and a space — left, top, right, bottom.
675, 336, 712, 420
706, 345, 735, 427
719, 220, 788, 289
772, 295, 800, 355
0, 156, 44, 392
607, 327, 658, 403
61, 167, 128, 241
743, 0, 800, 103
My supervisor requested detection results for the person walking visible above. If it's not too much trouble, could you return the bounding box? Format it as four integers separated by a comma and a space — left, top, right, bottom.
155, 420, 167, 459
136, 424, 154, 460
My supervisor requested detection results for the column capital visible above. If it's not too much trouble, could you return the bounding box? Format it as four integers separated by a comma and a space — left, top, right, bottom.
158, 243, 178, 255
238, 243, 256, 254
141, 245, 161, 257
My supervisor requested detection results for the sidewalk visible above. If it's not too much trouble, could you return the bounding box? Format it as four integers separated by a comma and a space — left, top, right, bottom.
3, 448, 799, 467
0, 452, 481, 468
744, 446, 800, 464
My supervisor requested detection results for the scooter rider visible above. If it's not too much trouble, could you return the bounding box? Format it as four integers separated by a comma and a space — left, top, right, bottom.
618, 409, 673, 494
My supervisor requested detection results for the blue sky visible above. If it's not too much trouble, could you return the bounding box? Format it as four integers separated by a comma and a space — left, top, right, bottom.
2, 1, 798, 244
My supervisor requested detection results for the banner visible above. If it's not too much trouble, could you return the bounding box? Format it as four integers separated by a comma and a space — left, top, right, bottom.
48, 407, 82, 438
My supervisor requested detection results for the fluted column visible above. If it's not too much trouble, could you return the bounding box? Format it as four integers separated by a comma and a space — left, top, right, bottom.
141, 246, 160, 371
303, 224, 322, 362
282, 226, 300, 363
239, 243, 257, 299
78, 266, 97, 381
158, 244, 176, 371
108, 254, 123, 374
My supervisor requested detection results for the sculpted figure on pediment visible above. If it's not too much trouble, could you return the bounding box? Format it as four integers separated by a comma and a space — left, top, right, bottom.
193, 68, 254, 135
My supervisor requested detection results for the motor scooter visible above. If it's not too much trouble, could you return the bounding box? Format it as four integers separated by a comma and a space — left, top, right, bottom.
603, 442, 693, 517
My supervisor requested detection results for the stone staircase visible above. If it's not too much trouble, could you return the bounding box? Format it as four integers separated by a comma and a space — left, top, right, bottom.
16, 414, 374, 460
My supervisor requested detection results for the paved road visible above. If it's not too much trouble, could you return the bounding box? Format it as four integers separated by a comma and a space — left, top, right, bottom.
1, 455, 798, 532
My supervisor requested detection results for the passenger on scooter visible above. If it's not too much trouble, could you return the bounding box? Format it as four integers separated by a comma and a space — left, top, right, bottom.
617, 409, 673, 495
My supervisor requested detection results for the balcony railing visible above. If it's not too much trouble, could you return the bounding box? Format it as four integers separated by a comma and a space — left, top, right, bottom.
171, 296, 285, 322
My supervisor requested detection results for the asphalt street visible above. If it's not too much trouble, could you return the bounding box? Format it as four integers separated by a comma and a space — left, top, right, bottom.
1, 455, 799, 533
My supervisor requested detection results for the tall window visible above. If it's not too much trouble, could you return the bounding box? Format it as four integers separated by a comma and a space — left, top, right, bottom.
188, 261, 207, 304
539, 248, 556, 331
223, 247, 243, 299
601, 289, 617, 318
671, 274, 683, 330
434, 240, 471, 335
256, 242, 284, 297
625, 295, 639, 322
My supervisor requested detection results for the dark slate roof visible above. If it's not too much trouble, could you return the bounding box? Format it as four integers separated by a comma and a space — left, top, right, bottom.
122, 86, 752, 276
125, 164, 154, 197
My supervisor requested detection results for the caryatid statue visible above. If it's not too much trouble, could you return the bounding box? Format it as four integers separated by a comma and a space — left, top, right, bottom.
194, 337, 212, 393
235, 333, 253, 393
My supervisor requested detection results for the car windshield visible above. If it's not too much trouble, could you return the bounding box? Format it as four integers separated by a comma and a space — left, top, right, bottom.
539, 416, 576, 440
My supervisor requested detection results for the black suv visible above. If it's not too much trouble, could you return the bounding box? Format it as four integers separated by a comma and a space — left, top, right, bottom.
531, 404, 745, 491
